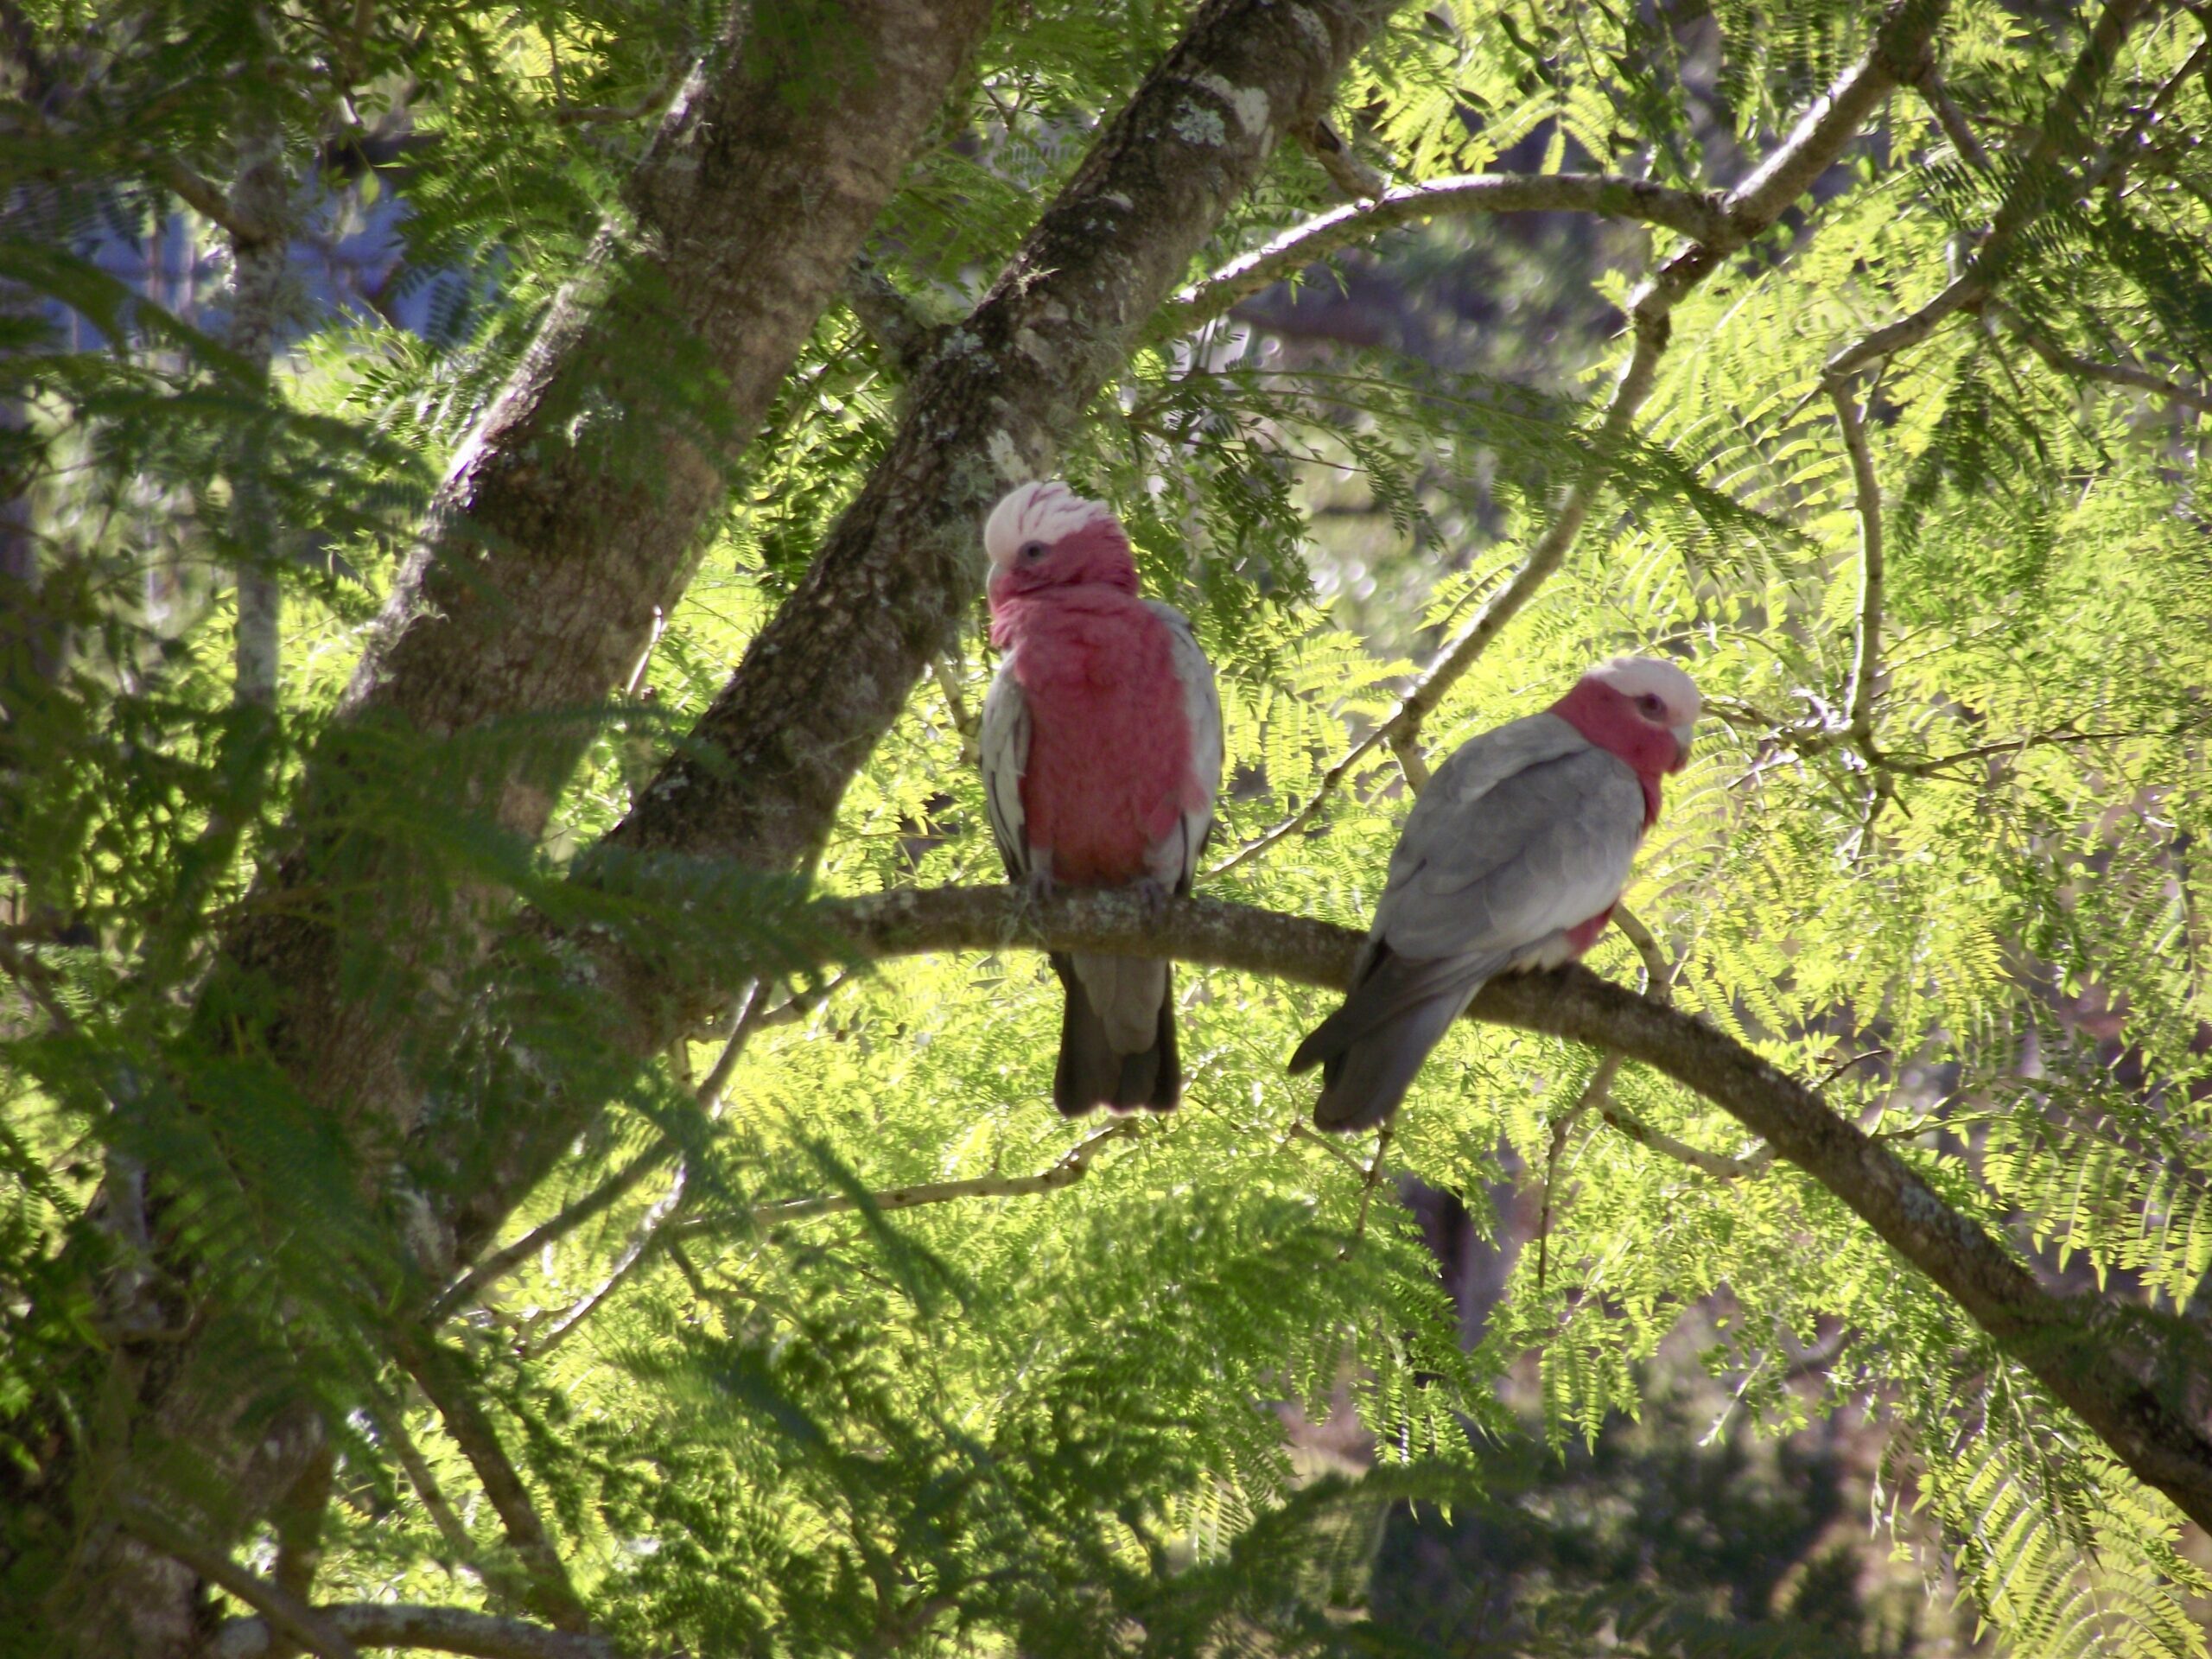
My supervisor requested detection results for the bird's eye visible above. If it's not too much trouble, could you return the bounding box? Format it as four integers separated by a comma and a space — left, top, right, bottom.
1637, 694, 1664, 716
1020, 541, 1048, 562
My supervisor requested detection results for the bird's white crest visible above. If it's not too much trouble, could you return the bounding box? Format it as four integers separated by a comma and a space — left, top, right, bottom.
983, 481, 1117, 569
1588, 655, 1700, 723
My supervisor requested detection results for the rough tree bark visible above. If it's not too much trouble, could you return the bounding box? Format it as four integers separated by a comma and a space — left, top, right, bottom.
219, 0, 995, 1135
223, 114, 289, 711
40, 4, 995, 1654
823, 884, 2212, 1535
429, 0, 1414, 1274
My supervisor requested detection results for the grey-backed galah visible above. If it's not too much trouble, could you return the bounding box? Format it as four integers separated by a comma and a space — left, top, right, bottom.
979, 482, 1224, 1114
1290, 657, 1700, 1132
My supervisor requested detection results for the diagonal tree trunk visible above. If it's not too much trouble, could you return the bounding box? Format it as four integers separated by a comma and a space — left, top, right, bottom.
430, 0, 1416, 1272
39, 5, 995, 1653
217, 0, 995, 1138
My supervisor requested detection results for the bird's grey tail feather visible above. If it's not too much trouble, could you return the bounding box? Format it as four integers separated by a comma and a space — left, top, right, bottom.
1291, 944, 1503, 1130
1052, 953, 1179, 1115
1309, 993, 1470, 1131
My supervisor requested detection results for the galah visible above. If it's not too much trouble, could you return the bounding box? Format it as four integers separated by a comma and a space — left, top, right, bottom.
978, 481, 1224, 1114
1290, 656, 1700, 1132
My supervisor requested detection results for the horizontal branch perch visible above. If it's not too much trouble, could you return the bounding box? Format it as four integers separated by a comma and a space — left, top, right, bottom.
816, 883, 2212, 1532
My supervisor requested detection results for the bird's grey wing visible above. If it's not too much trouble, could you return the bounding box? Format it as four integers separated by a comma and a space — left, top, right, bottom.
1375, 744, 1646, 963
1144, 600, 1224, 895
978, 657, 1032, 881
1376, 712, 1594, 906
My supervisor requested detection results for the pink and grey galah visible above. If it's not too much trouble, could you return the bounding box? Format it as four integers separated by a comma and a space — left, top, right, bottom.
1290, 657, 1700, 1132
979, 481, 1224, 1115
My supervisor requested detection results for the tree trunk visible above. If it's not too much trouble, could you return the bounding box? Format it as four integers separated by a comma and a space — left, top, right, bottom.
431, 0, 1414, 1273
33, 4, 994, 1652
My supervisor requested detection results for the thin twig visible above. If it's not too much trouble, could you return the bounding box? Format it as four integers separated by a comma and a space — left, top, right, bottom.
113, 1494, 364, 1659
1824, 366, 1886, 760
394, 1336, 592, 1634
373, 1399, 512, 1595
1208, 6, 1948, 874
1599, 1102, 1775, 1179
745, 1118, 1141, 1228
1283, 1117, 1370, 1179
753, 969, 854, 1031
526, 1160, 688, 1357
1340, 1123, 1394, 1256
547, 60, 686, 127
1536, 1055, 1622, 1293
1993, 298, 2212, 414
432, 985, 766, 1321
931, 655, 979, 763
1611, 904, 1672, 1005
1914, 62, 1991, 168
1165, 172, 1731, 335
427, 1138, 678, 1321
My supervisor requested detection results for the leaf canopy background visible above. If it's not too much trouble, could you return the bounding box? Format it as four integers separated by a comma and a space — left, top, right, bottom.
4, 0, 2212, 1654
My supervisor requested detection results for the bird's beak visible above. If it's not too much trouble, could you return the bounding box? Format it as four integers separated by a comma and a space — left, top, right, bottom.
1670, 723, 1695, 772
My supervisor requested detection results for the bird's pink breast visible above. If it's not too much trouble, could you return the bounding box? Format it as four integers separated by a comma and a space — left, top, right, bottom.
1001, 589, 1194, 886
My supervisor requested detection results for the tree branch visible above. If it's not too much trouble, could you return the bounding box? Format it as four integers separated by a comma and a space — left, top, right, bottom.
1163, 171, 1731, 335
1993, 298, 2212, 414
268, 1443, 337, 1659
1298, 115, 1388, 199
741, 1117, 1141, 1227
813, 881, 2212, 1532
1913, 61, 1991, 168
431, 0, 1413, 1281
1823, 367, 1887, 760
209, 1605, 619, 1659
426, 1136, 679, 1322
111, 1495, 363, 1659
394, 1337, 592, 1634
844, 256, 947, 374
1212, 0, 1950, 873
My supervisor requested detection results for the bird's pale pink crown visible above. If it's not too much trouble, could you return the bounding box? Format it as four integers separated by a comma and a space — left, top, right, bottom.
983, 481, 1139, 612
1550, 655, 1701, 815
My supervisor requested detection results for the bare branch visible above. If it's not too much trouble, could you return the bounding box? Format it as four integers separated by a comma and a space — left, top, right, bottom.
209, 1605, 620, 1659
373, 1400, 510, 1592
428, 1137, 679, 1321
1827, 0, 2154, 381
548, 60, 687, 128
1610, 903, 1672, 1003
527, 1159, 688, 1357
1299, 116, 1389, 199
395, 1337, 592, 1634
1913, 61, 1990, 169
1164, 172, 1731, 335
1823, 368, 1887, 758
112, 1495, 363, 1659
1599, 1101, 1776, 1179
746, 1117, 1141, 1227
148, 151, 269, 242
816, 880, 2212, 1531
1212, 0, 1952, 873
1993, 299, 2212, 414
